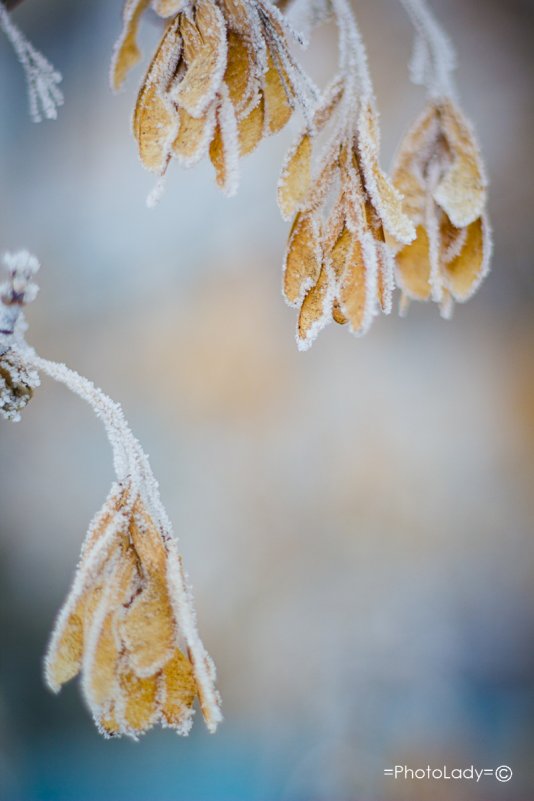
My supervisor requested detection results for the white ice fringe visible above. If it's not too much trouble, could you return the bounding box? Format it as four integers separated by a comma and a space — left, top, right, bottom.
0, 2, 63, 122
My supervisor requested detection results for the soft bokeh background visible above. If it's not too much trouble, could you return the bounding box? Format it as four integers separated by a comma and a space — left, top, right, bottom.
1, 0, 533, 799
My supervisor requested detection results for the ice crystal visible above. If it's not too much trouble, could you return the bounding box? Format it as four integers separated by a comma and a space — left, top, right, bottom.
0, 2, 63, 122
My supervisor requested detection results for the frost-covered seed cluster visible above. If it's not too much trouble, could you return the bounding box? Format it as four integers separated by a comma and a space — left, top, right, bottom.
112, 0, 316, 198
111, 0, 491, 349
0, 253, 222, 738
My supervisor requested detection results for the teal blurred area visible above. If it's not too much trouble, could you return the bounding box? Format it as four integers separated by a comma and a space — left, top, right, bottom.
1, 1, 534, 800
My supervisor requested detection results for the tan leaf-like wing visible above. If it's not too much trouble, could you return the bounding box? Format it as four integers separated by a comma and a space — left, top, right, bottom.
174, 0, 227, 117
278, 134, 312, 220
161, 650, 197, 729
237, 98, 264, 156
121, 581, 176, 676
111, 0, 150, 92
119, 670, 159, 733
133, 19, 182, 172
444, 215, 491, 301
152, 0, 188, 17
357, 104, 416, 246
434, 99, 487, 228
297, 265, 332, 350
263, 52, 293, 135
173, 105, 216, 165
395, 225, 432, 300
224, 31, 254, 113
283, 213, 322, 307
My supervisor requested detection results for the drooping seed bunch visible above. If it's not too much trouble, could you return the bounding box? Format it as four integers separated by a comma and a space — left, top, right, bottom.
0, 252, 221, 739
46, 482, 220, 738
112, 0, 315, 196
391, 0, 491, 318
110, 0, 490, 347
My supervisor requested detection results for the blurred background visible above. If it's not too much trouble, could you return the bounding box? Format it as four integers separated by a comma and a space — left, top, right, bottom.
0, 0, 533, 799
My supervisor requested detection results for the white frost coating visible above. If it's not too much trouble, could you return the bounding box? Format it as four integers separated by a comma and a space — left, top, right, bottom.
0, 3, 63, 122
216, 83, 240, 197
399, 0, 456, 99
296, 261, 335, 352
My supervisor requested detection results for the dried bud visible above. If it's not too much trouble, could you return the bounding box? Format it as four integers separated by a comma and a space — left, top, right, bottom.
0, 349, 39, 421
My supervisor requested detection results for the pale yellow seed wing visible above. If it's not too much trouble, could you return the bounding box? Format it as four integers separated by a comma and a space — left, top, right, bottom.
152, 0, 188, 17
119, 670, 159, 733
278, 134, 312, 220
174, 0, 227, 117
129, 501, 168, 577
338, 235, 368, 334
357, 103, 415, 246
224, 31, 253, 113
121, 580, 176, 676
434, 99, 487, 228
111, 0, 150, 92
444, 215, 489, 301
263, 52, 293, 135
392, 104, 439, 223
297, 265, 331, 348
238, 98, 264, 156
173, 105, 215, 164
46, 596, 86, 690
395, 225, 432, 300
283, 213, 322, 307
134, 20, 181, 172
161, 649, 197, 728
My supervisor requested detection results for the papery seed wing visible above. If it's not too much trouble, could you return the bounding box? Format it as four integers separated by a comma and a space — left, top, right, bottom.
173, 104, 216, 165
118, 669, 159, 734
283, 213, 322, 307
434, 99, 487, 228
209, 86, 240, 195
121, 580, 176, 676
134, 19, 182, 172
45, 490, 128, 692
357, 104, 416, 246
152, 0, 188, 17
391, 104, 439, 224
278, 134, 312, 220
263, 51, 293, 135
335, 226, 378, 336
160, 649, 197, 732
443, 214, 491, 301
395, 225, 432, 300
224, 31, 255, 114
297, 264, 333, 350
174, 0, 227, 118
111, 0, 150, 92
237, 97, 264, 155
82, 548, 139, 717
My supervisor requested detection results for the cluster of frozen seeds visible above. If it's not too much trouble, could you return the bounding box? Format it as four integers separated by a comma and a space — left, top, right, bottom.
112, 0, 307, 195
392, 97, 490, 318
46, 483, 221, 738
278, 81, 417, 350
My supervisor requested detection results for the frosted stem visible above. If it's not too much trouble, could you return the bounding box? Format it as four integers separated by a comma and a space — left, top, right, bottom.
399, 0, 456, 98
23, 352, 138, 485
0, 1, 63, 122
331, 0, 373, 102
